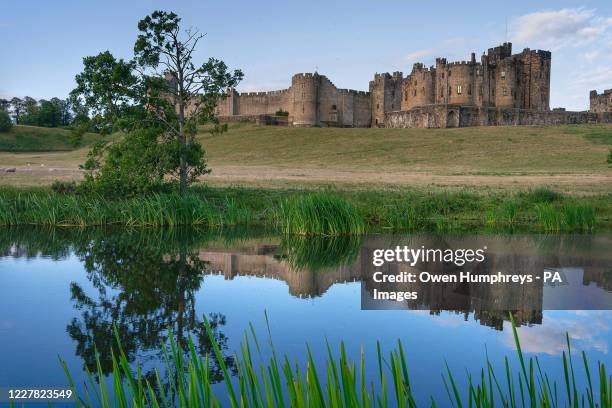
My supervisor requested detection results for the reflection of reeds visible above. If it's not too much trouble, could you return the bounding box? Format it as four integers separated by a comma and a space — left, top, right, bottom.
278, 235, 361, 271
59, 314, 611, 407
278, 194, 365, 236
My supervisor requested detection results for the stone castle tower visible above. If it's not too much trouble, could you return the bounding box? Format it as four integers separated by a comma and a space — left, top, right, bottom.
370, 43, 551, 126
291, 73, 320, 126
368, 72, 402, 127
590, 89, 612, 113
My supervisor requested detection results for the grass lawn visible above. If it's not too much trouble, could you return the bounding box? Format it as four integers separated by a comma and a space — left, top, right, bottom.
0, 123, 611, 193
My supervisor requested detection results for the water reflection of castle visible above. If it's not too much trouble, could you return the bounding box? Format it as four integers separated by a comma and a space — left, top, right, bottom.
198, 235, 612, 330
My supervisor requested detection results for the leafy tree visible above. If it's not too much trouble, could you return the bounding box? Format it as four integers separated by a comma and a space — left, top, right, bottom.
70, 51, 140, 129
0, 98, 9, 112
9, 97, 25, 123
134, 10, 243, 194
0, 109, 12, 132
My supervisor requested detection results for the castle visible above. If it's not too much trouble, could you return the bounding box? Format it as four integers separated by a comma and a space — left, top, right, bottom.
215, 43, 612, 128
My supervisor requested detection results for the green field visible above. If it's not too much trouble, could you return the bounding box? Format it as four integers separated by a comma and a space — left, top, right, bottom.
1, 123, 611, 194
0, 125, 102, 152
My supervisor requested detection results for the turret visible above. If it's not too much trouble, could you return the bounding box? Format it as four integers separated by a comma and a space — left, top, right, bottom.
292, 73, 320, 126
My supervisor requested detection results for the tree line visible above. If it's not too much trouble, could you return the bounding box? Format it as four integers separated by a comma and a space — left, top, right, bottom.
0, 96, 77, 128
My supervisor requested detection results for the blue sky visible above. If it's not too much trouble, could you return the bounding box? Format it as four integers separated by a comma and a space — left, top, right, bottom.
2, 0, 612, 110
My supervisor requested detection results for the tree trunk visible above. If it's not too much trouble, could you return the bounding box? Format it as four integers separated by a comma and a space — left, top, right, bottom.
177, 78, 188, 195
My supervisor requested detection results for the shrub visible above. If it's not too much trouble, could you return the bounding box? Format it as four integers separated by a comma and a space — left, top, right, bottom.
81, 127, 209, 197
275, 109, 289, 116
523, 187, 563, 203
607, 149, 612, 167
0, 109, 12, 133
50, 181, 78, 195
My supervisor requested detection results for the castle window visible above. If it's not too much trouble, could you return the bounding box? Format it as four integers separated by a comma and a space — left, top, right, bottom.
404, 91, 408, 101
457, 85, 462, 95
413, 89, 417, 97
501, 71, 506, 79
476, 69, 481, 75
468, 85, 472, 95
448, 71, 452, 77
441, 73, 445, 79
503, 87, 508, 96
448, 86, 452, 95
376, 103, 380, 109
331, 104, 337, 110
492, 89, 495, 97
440, 89, 444, 98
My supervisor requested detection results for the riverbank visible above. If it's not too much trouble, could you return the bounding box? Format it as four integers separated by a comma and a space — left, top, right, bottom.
0, 185, 610, 233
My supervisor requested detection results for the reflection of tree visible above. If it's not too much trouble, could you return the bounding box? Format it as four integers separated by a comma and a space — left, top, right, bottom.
66, 232, 236, 384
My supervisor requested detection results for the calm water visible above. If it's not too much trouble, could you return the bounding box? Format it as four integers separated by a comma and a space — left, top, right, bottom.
0, 228, 611, 406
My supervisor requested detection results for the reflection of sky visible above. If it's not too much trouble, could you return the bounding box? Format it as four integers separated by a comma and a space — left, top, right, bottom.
1, 254, 611, 406
504, 310, 610, 355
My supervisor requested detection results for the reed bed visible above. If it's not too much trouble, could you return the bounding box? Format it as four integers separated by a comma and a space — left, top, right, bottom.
54, 314, 611, 408
535, 203, 598, 232
277, 194, 365, 236
0, 186, 609, 233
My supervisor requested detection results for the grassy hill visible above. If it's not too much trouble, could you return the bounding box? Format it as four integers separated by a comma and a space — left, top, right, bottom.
1, 123, 611, 193
0, 125, 103, 152
199, 123, 612, 175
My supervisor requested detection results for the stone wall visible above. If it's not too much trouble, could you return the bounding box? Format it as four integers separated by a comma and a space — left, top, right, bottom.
385, 105, 612, 128
216, 73, 371, 127
590, 89, 612, 113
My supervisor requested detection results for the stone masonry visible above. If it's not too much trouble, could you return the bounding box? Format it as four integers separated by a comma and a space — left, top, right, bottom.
212, 42, 612, 128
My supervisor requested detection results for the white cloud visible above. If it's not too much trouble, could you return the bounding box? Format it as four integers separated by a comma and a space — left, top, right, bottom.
502, 311, 610, 356
402, 48, 436, 64
510, 8, 611, 50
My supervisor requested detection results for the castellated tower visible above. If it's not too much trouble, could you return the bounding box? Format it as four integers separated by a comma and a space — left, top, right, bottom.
369, 72, 402, 127
292, 73, 320, 127
590, 89, 612, 113
402, 63, 436, 110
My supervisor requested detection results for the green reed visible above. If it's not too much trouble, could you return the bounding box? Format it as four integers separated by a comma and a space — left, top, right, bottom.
536, 203, 598, 232
277, 194, 365, 235
57, 314, 611, 408
0, 186, 608, 233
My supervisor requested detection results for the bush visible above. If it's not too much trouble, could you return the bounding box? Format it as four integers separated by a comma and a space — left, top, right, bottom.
607, 149, 612, 167
275, 109, 289, 116
51, 181, 78, 195
523, 187, 563, 203
0, 109, 12, 133
81, 127, 209, 197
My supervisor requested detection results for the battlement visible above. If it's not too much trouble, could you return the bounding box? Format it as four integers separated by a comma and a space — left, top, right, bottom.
241, 89, 290, 97
591, 89, 612, 97
338, 88, 370, 97
446, 60, 479, 67
521, 48, 552, 59
487, 42, 513, 60
292, 72, 322, 80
